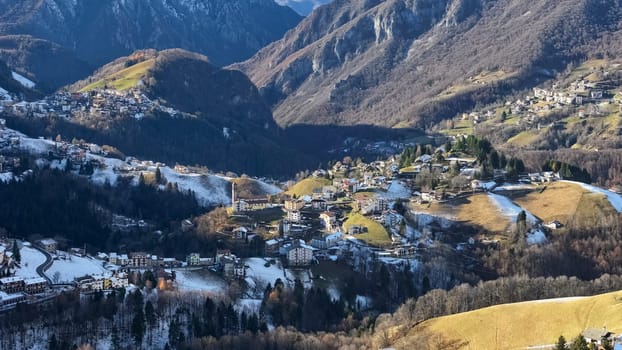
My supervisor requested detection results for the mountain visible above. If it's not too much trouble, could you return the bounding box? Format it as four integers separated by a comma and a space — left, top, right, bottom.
236, 0, 622, 128
275, 0, 333, 16
0, 35, 93, 92
7, 49, 314, 176
0, 0, 302, 67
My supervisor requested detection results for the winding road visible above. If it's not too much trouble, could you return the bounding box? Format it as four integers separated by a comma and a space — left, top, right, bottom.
31, 244, 53, 284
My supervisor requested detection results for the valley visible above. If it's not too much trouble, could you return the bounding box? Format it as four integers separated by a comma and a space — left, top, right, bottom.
0, 0, 622, 349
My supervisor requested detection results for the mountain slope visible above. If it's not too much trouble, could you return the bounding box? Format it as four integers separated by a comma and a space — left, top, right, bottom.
0, 57, 42, 100
0, 0, 302, 67
236, 0, 622, 128
389, 290, 622, 349
7, 49, 312, 176
275, 0, 333, 16
0, 35, 93, 92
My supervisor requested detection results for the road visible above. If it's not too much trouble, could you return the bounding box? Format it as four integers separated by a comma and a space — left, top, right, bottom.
31, 244, 53, 284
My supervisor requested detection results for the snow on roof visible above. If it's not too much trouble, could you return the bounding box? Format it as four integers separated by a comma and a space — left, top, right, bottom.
0, 276, 24, 284
266, 239, 279, 245
0, 246, 5, 253
39, 238, 57, 245
24, 277, 47, 285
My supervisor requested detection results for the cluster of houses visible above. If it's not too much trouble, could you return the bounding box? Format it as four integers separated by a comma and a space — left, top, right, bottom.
460, 70, 622, 135
0, 276, 48, 307
74, 272, 129, 293
5, 89, 160, 121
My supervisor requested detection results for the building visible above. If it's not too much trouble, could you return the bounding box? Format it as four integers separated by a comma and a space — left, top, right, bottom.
24, 278, 47, 294
311, 232, 343, 249
265, 239, 280, 256
0, 245, 4, 265
582, 327, 613, 346
76, 276, 104, 292
320, 211, 337, 231
128, 252, 150, 268
310, 199, 328, 211
284, 199, 305, 212
0, 292, 26, 307
0, 277, 25, 294
287, 210, 302, 223
233, 227, 249, 240
284, 240, 314, 267
186, 253, 201, 266
110, 272, 129, 289
38, 238, 58, 253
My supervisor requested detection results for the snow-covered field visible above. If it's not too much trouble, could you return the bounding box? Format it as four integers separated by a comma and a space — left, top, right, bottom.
14, 246, 46, 278
45, 254, 110, 283
169, 269, 227, 294
159, 167, 230, 206
488, 193, 539, 224
244, 258, 288, 289
12, 72, 35, 89
380, 180, 411, 200
564, 180, 622, 212
19, 137, 55, 155
235, 298, 262, 315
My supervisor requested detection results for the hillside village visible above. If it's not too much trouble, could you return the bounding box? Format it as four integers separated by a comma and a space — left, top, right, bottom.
438, 59, 622, 151
3, 61, 622, 350
2, 103, 622, 317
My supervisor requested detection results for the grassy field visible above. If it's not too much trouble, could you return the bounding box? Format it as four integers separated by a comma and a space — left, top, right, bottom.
507, 130, 541, 146
512, 182, 614, 225
286, 177, 331, 197
412, 194, 511, 233
343, 213, 391, 247
80, 59, 155, 92
396, 290, 622, 350
454, 194, 511, 232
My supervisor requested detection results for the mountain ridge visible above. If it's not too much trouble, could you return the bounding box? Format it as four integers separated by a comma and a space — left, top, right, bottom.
236, 0, 622, 129
0, 0, 303, 67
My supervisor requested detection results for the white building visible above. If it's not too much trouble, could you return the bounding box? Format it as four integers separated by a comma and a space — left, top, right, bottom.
287, 210, 302, 223
284, 241, 314, 267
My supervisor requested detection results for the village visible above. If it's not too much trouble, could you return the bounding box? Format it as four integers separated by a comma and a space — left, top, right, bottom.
2, 74, 622, 321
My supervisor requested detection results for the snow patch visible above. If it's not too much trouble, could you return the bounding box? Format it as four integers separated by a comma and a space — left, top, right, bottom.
380, 180, 411, 200
0, 172, 13, 183
12, 71, 35, 89
244, 258, 287, 290
19, 137, 55, 154
159, 167, 230, 206
170, 269, 227, 294
526, 229, 547, 245
564, 180, 622, 213
487, 193, 538, 224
